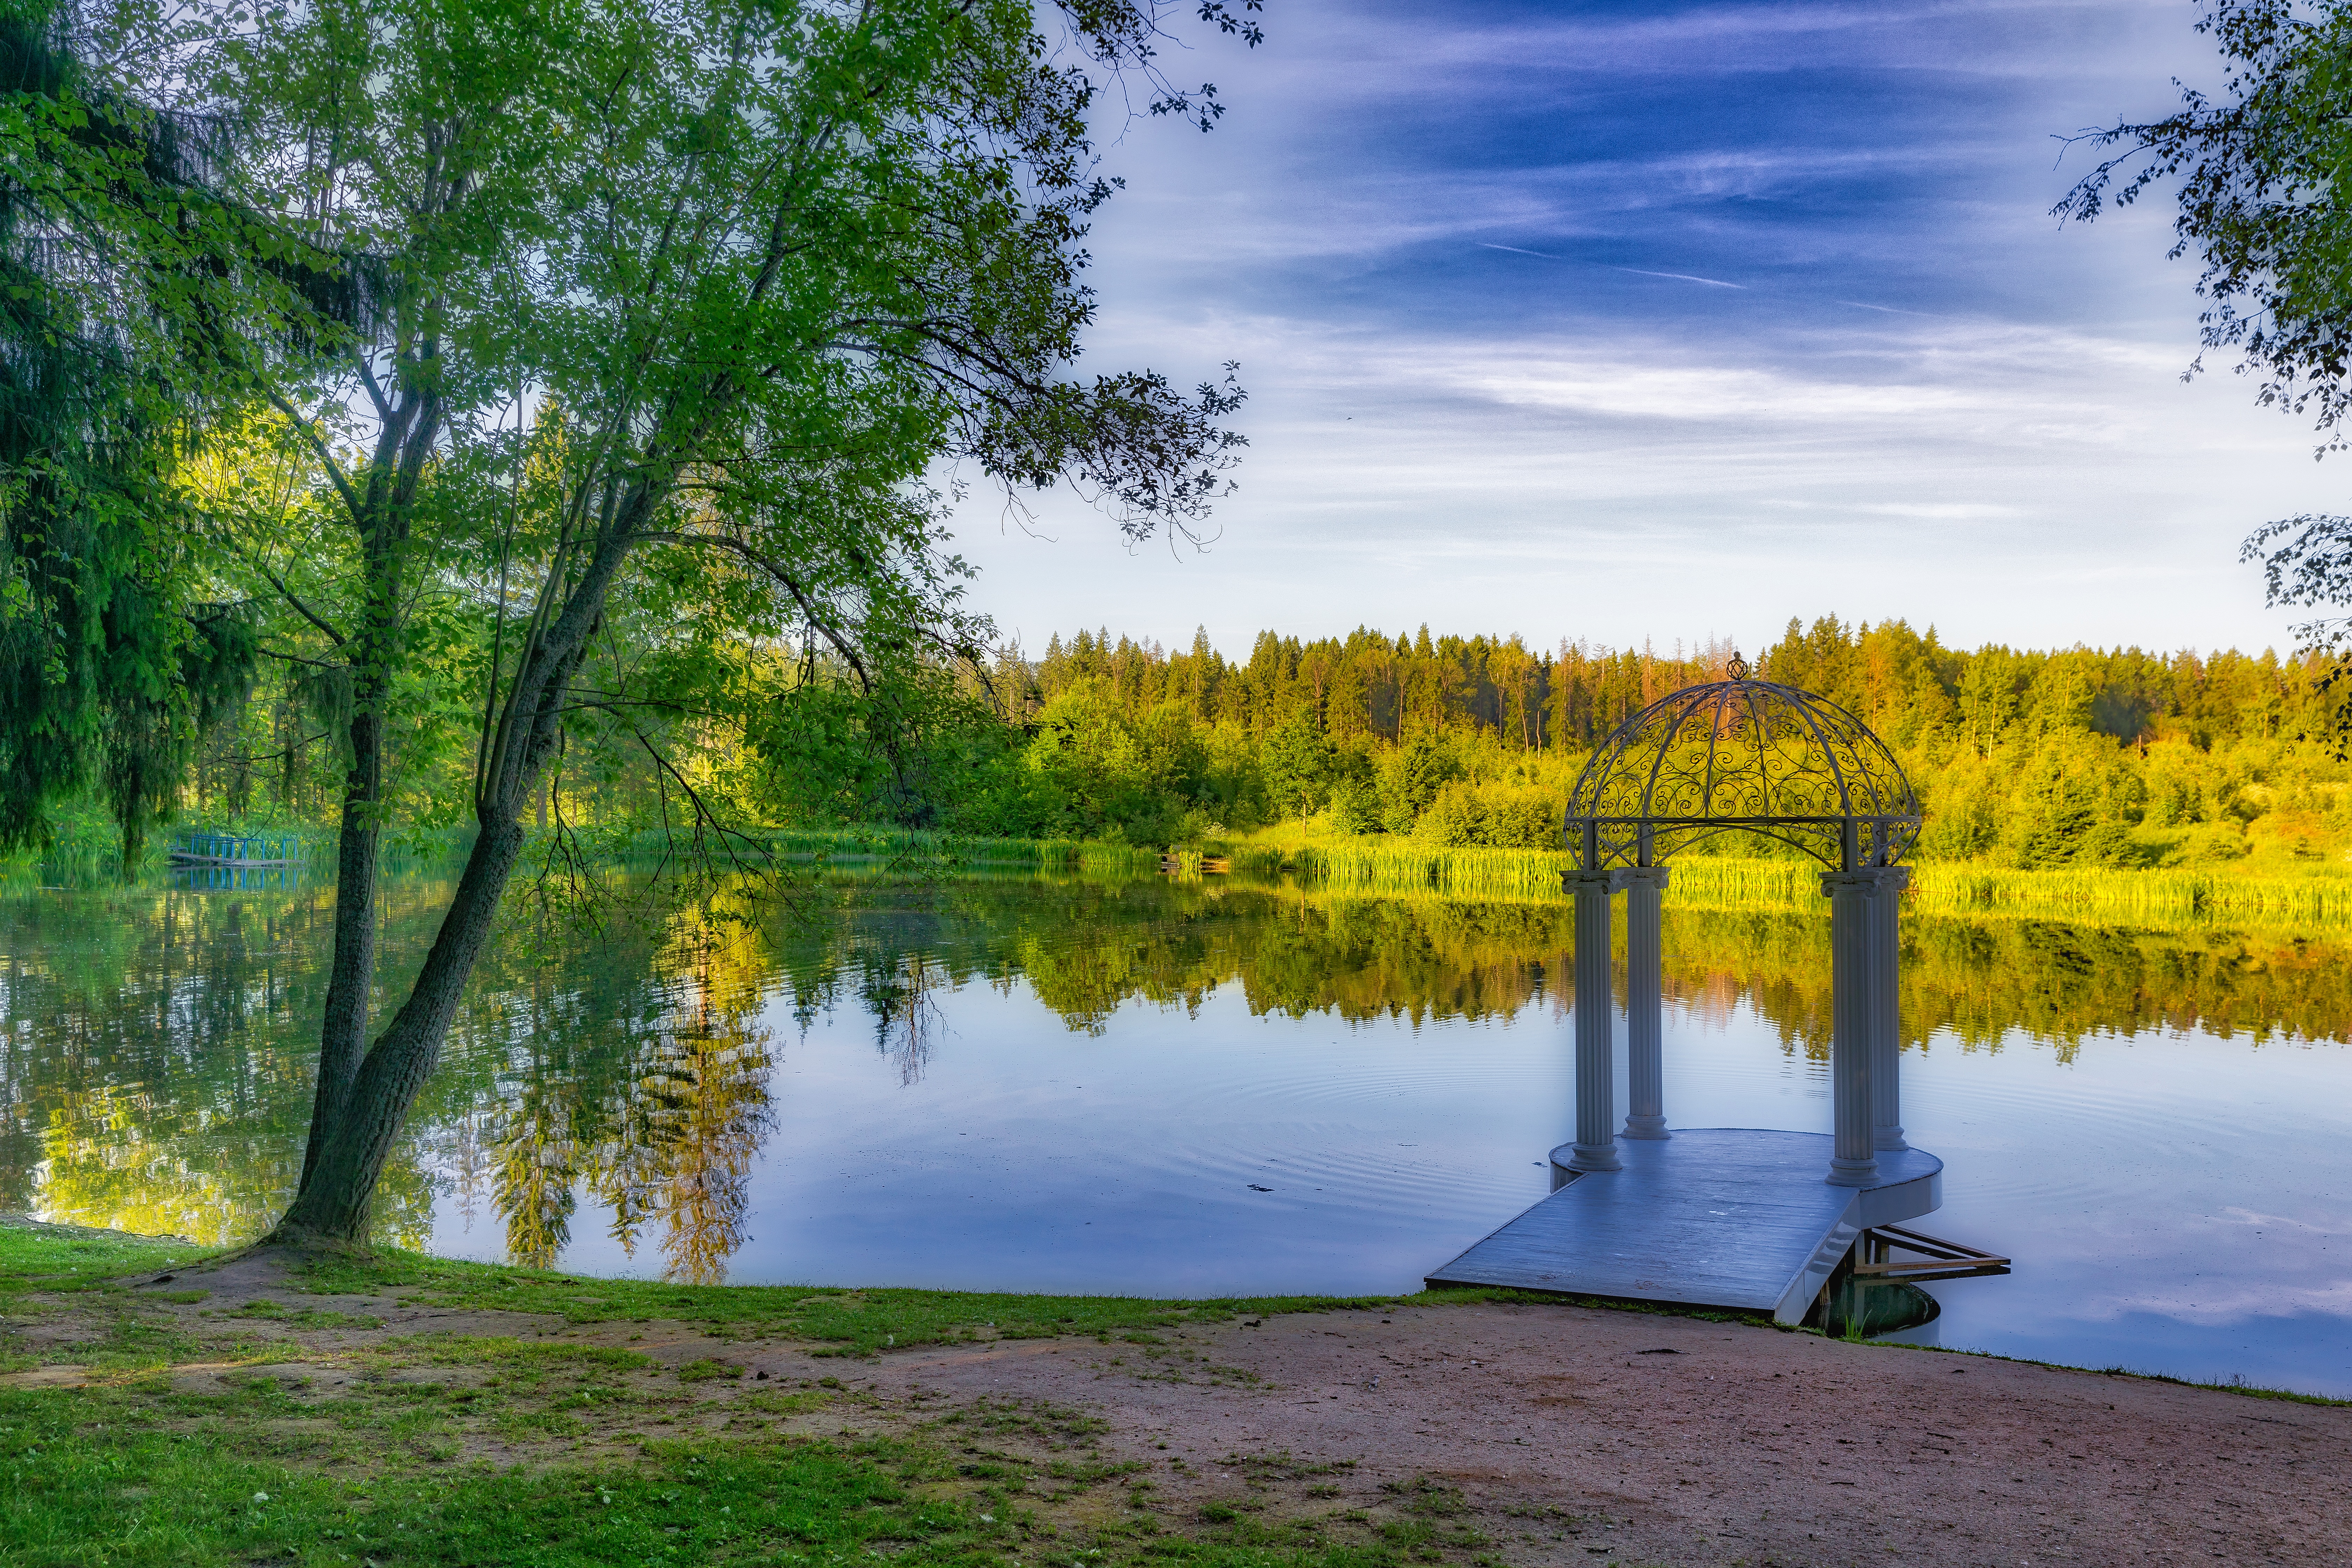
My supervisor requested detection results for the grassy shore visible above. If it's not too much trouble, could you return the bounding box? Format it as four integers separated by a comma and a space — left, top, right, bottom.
0, 1219, 1565, 1568
21, 812, 2352, 932
723, 826, 2352, 932
7, 1212, 2345, 1566
1206, 833, 2352, 929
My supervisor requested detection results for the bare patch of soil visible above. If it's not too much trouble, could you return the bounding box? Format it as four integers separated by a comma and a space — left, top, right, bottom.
812, 1302, 2352, 1568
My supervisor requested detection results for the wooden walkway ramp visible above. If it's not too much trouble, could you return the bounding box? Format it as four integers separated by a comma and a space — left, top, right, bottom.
1426, 1128, 1942, 1324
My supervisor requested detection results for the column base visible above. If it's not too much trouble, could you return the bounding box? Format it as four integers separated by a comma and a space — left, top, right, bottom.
1873, 1126, 1910, 1152
1620, 1115, 1671, 1140
1566, 1142, 1623, 1173
1825, 1155, 1879, 1187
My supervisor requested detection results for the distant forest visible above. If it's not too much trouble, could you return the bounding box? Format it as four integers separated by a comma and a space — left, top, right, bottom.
733, 616, 2352, 871
164, 615, 2352, 874
1016, 621, 2263, 758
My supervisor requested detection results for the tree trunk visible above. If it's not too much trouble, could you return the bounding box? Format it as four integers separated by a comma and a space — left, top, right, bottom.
273, 533, 615, 1245
297, 703, 383, 1190
281, 692, 299, 814
273, 813, 529, 1242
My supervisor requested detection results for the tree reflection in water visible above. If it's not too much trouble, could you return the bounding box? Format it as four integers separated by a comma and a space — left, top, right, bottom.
2, 868, 2346, 1278
860, 952, 946, 1087
463, 891, 778, 1282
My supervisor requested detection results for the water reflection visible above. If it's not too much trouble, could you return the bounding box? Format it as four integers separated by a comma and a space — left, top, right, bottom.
0, 882, 386, 1244
166, 864, 307, 894
425, 893, 780, 1283
0, 873, 2347, 1388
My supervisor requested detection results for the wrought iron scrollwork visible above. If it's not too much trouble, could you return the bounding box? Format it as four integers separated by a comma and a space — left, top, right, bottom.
1562, 676, 1921, 872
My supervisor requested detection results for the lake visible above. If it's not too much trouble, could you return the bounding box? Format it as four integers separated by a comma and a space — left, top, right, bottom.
2, 865, 2346, 1397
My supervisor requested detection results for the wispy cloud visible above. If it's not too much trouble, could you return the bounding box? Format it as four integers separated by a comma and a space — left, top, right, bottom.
955, 0, 2323, 656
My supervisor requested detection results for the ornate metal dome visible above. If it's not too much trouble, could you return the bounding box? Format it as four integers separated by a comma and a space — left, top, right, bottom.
1563, 658, 1921, 872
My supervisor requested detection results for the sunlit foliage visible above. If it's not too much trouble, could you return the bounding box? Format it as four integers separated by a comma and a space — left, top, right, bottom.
729, 617, 2352, 870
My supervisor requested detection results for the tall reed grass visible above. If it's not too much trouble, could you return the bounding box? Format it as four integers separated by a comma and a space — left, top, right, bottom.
1, 822, 336, 886
29, 809, 2351, 931
1252, 842, 2352, 931
1656, 856, 2352, 926
1908, 864, 2352, 927
1281, 842, 1571, 899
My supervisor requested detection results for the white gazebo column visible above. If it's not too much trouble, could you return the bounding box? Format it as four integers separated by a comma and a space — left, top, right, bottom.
1819, 870, 1879, 1187
1870, 865, 1911, 1153
1566, 868, 1622, 1172
1619, 865, 1671, 1140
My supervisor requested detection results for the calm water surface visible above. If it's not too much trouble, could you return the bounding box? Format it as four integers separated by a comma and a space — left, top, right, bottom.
1, 869, 2345, 1396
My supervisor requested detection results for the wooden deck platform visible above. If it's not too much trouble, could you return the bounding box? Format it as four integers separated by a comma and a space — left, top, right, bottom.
1426, 1128, 1942, 1324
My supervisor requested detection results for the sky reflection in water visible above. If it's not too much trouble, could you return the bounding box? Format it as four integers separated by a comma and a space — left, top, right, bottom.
4, 872, 2346, 1396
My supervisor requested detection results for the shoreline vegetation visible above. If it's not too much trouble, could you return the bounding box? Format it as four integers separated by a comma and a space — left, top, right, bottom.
7, 1216, 2344, 1404
19, 821, 2352, 932
41, 616, 2352, 920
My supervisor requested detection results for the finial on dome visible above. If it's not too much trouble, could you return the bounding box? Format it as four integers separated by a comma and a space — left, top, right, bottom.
1727, 650, 1749, 681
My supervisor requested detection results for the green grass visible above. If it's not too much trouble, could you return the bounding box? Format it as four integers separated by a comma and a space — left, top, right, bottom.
0, 1388, 1000, 1567
0, 1219, 196, 1294
2, 822, 1166, 891
1660, 855, 2352, 928
0, 1230, 1544, 1568
292, 1248, 1448, 1356
1277, 842, 1567, 900
6, 1214, 2347, 1566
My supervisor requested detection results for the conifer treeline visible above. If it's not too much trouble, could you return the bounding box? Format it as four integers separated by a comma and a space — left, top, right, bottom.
1009, 626, 1744, 748
1004, 618, 2315, 756
894, 616, 2348, 867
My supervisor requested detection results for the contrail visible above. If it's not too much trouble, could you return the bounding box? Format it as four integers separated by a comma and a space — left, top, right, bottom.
1478, 243, 1745, 290
1615, 266, 1744, 289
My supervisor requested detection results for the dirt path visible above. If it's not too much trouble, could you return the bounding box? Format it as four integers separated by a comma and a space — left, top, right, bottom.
12, 1254, 2345, 1568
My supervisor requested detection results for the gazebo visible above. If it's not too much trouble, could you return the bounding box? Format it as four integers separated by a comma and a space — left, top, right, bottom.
1427, 658, 2007, 1324
1558, 655, 1918, 1186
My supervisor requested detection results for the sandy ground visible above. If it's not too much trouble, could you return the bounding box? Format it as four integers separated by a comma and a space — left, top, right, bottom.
821, 1301, 2350, 1568
11, 1251, 2347, 1568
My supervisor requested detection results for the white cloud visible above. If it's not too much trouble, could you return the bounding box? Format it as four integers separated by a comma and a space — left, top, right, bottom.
950, 300, 2343, 654
944, 0, 2333, 659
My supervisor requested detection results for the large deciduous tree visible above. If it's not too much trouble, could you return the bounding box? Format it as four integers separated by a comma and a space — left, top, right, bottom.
43, 0, 1256, 1243
14, 0, 1251, 1251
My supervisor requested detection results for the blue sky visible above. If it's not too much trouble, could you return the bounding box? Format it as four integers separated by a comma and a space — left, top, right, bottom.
947, 0, 2342, 660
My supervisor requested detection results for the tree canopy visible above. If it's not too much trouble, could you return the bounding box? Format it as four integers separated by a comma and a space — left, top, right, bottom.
0, 0, 262, 861
2059, 1, 2352, 709
2, 0, 1259, 1241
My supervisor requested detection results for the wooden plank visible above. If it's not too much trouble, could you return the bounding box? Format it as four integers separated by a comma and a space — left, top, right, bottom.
1851, 1222, 2009, 1282
1425, 1129, 1944, 1324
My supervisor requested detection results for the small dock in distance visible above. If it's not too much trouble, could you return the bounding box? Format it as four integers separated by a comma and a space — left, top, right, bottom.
168, 832, 301, 868
1426, 1128, 1966, 1324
